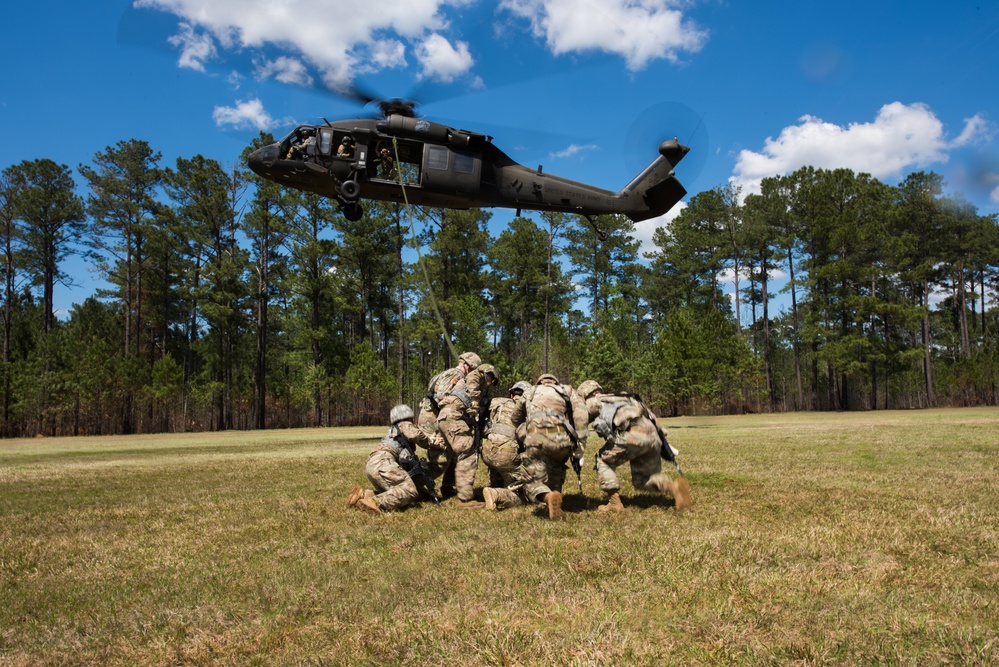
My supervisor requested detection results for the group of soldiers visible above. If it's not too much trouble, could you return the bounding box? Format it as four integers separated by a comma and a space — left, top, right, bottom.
346, 351, 692, 520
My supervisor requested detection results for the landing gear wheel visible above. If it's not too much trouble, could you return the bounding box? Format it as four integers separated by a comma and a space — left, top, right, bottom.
340, 179, 361, 201
343, 202, 363, 222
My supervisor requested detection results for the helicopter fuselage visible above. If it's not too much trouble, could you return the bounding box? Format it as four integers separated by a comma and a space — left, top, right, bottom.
247, 115, 688, 223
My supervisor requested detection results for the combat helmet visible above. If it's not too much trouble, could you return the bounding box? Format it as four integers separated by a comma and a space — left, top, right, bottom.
390, 404, 414, 425
478, 364, 498, 382
536, 373, 560, 385
458, 351, 481, 369
509, 380, 531, 396
576, 380, 603, 400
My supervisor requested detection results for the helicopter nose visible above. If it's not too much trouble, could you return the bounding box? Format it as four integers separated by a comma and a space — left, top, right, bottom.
247, 144, 279, 174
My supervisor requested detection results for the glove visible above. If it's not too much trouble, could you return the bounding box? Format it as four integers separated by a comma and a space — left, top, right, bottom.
592, 417, 612, 440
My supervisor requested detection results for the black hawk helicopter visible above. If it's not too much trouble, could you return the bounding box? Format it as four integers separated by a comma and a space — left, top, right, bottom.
247, 98, 689, 234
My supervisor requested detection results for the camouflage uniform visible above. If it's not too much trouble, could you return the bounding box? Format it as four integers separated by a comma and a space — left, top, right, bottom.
438, 363, 497, 502
350, 405, 436, 514
480, 384, 528, 509
519, 375, 589, 515
586, 392, 689, 509
416, 352, 480, 486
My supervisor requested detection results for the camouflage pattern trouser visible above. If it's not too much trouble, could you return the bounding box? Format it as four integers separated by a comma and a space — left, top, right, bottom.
418, 406, 447, 450
595, 433, 671, 494
365, 451, 420, 511
520, 425, 573, 503
438, 416, 477, 501
482, 436, 525, 508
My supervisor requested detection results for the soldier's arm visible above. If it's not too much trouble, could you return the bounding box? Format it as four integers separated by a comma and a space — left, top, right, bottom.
570, 391, 590, 445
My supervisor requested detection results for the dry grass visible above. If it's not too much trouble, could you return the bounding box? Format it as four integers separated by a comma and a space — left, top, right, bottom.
1, 409, 997, 665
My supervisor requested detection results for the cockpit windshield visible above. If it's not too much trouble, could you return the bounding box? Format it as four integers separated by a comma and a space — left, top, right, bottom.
280, 125, 317, 159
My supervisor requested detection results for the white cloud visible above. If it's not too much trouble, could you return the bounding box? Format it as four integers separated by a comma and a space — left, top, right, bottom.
414, 34, 474, 82
212, 98, 274, 131
499, 0, 707, 70
136, 0, 474, 88
167, 21, 217, 71
549, 143, 598, 159
254, 56, 313, 87
632, 200, 685, 257
731, 102, 993, 197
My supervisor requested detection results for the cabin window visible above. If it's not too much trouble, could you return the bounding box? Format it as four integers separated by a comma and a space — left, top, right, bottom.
426, 145, 449, 171
453, 152, 475, 175
318, 128, 334, 156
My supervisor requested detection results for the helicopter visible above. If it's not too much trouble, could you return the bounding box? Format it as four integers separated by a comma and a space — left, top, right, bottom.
246, 99, 690, 236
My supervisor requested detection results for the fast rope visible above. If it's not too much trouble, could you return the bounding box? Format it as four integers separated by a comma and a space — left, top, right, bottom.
390, 137, 459, 364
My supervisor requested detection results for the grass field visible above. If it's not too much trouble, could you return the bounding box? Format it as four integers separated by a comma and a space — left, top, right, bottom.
1, 409, 997, 666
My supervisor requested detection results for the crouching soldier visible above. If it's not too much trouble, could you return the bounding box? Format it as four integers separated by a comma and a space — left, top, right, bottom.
519, 374, 590, 520
481, 381, 531, 510
347, 404, 440, 515
579, 381, 691, 512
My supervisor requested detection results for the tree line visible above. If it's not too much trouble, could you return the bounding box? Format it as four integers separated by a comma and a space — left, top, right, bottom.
1, 135, 997, 437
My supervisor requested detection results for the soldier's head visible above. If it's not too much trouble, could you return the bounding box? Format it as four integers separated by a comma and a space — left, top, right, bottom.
389, 404, 414, 425
509, 380, 531, 398
458, 351, 481, 373
479, 364, 498, 386
576, 380, 603, 401
536, 373, 559, 386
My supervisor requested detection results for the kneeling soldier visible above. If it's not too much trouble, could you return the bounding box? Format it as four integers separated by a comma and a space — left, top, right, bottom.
347, 404, 439, 515
580, 381, 691, 512
481, 380, 531, 510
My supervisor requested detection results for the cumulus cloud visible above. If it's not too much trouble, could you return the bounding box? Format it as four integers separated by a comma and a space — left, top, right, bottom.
632, 201, 685, 257
212, 98, 274, 131
167, 21, 217, 71
415, 34, 474, 82
254, 56, 313, 87
731, 102, 993, 196
499, 0, 707, 70
135, 0, 475, 89
549, 143, 599, 159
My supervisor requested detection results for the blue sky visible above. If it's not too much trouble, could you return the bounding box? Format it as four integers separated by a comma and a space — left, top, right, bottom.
2, 1, 998, 317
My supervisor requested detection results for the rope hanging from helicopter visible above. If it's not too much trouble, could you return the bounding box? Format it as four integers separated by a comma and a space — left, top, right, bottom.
389, 136, 460, 363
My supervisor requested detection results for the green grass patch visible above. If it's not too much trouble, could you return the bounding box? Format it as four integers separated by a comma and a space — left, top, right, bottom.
2, 409, 998, 665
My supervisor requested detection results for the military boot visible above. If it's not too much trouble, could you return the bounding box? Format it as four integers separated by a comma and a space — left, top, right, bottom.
357, 497, 382, 515
346, 484, 364, 507
546, 491, 565, 521
672, 477, 693, 510
483, 487, 497, 510
597, 492, 625, 512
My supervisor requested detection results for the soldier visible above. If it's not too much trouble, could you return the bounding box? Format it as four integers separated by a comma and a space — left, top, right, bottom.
580, 382, 692, 512
481, 380, 531, 510
347, 404, 439, 515
519, 374, 590, 520
437, 362, 499, 506
417, 351, 481, 496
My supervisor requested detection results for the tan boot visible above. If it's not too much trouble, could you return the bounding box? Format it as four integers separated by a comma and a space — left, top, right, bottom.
363, 489, 375, 500
357, 497, 382, 515
346, 484, 364, 507
597, 492, 625, 512
546, 491, 565, 521
483, 487, 497, 510
672, 477, 692, 510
